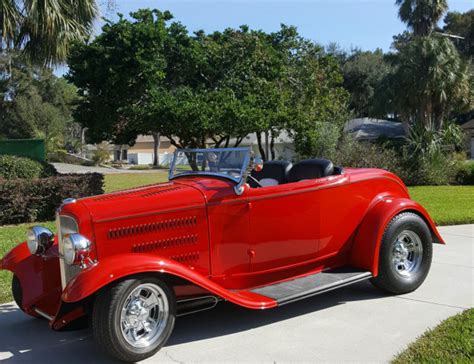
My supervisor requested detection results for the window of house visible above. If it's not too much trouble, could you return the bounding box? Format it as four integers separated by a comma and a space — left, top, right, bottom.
115, 150, 121, 161
122, 149, 128, 160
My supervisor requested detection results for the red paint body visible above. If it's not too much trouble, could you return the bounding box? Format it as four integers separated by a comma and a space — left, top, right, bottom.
0, 168, 444, 328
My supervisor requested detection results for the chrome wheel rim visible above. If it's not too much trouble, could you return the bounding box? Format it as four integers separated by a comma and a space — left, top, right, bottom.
391, 230, 423, 278
120, 283, 169, 348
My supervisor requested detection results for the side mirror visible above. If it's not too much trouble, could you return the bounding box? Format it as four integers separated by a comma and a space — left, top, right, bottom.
253, 157, 263, 172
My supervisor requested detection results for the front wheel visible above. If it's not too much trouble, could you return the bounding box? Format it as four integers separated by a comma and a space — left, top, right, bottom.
371, 212, 433, 294
92, 276, 176, 362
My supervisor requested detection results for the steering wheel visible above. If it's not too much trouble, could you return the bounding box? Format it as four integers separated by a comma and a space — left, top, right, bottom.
247, 175, 263, 188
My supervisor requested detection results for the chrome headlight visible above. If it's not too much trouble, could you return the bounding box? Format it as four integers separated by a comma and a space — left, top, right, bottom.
63, 233, 91, 266
27, 226, 54, 255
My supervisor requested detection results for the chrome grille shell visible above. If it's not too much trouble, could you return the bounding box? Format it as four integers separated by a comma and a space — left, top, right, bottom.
56, 214, 81, 289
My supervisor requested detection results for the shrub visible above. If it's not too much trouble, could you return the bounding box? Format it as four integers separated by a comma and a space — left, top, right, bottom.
329, 136, 463, 186
0, 173, 104, 225
0, 155, 57, 179
329, 137, 404, 176
456, 160, 474, 185
92, 143, 111, 166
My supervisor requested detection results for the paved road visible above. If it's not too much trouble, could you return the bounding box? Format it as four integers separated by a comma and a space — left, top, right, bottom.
0, 225, 472, 363
52, 163, 164, 174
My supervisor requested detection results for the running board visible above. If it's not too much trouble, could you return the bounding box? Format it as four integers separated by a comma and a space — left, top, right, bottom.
250, 268, 372, 305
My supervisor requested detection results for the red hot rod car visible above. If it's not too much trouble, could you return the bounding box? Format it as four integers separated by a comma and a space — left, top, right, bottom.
1, 148, 444, 362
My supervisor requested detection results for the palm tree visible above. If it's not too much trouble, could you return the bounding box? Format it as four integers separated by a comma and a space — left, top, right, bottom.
391, 36, 472, 130
1, 0, 98, 65
395, 0, 448, 36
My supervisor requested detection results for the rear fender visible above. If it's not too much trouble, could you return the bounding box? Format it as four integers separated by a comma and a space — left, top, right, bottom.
62, 253, 276, 310
350, 197, 444, 276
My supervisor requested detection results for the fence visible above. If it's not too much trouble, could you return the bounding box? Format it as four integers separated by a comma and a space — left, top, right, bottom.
0, 139, 45, 161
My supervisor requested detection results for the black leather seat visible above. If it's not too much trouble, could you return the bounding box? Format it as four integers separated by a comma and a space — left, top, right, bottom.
251, 160, 293, 187
288, 159, 334, 182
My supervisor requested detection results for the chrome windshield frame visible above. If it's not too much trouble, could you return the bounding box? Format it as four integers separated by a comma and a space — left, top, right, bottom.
168, 147, 251, 194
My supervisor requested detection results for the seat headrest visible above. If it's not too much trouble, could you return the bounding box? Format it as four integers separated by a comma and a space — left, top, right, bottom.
251, 160, 293, 185
288, 159, 334, 182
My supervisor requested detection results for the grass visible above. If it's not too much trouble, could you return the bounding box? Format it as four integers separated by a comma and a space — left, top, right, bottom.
393, 308, 473, 363
104, 172, 168, 193
408, 186, 474, 225
0, 178, 472, 305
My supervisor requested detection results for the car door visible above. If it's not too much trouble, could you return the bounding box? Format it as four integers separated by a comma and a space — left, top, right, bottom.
246, 180, 322, 273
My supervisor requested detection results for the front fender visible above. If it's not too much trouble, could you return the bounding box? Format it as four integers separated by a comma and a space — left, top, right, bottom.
62, 253, 276, 310
1, 240, 62, 316
350, 197, 444, 276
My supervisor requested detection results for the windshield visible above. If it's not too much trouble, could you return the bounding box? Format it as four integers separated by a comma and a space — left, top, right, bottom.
169, 148, 251, 183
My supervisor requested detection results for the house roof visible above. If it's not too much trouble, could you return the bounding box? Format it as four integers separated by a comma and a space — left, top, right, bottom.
461, 119, 474, 130
344, 118, 406, 141
231, 130, 293, 146
135, 135, 172, 143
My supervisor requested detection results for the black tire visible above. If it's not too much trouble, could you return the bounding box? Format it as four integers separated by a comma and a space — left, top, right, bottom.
92, 276, 176, 362
12, 275, 24, 311
12, 275, 43, 319
371, 212, 433, 294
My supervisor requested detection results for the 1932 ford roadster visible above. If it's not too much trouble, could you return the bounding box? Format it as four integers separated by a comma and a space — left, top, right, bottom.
0, 148, 444, 362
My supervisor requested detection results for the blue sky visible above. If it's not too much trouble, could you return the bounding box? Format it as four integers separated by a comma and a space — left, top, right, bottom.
57, 0, 472, 75
103, 0, 473, 51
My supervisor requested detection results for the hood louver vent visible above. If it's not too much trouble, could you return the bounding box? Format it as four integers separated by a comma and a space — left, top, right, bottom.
170, 252, 200, 264
132, 234, 198, 253
108, 216, 197, 239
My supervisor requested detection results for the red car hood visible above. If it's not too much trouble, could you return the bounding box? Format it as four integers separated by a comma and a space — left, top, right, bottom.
76, 181, 206, 223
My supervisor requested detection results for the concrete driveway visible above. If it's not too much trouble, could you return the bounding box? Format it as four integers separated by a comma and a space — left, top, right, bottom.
0, 225, 472, 363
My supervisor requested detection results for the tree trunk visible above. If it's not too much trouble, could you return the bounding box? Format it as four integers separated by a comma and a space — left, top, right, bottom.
270, 132, 276, 161
152, 132, 161, 167
256, 132, 266, 161
265, 131, 270, 160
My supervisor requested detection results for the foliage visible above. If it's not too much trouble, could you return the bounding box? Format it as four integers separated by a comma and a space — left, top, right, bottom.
443, 10, 474, 59
0, 0, 98, 65
393, 308, 473, 363
396, 0, 448, 36
342, 49, 393, 117
388, 36, 472, 130
328, 136, 404, 175
0, 173, 103, 225
67, 9, 349, 161
91, 142, 111, 166
0, 155, 56, 179
0, 53, 79, 153
455, 160, 474, 185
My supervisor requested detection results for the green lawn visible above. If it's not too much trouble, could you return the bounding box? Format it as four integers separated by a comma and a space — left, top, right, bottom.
104, 172, 168, 193
0, 181, 472, 304
393, 308, 473, 363
408, 186, 474, 225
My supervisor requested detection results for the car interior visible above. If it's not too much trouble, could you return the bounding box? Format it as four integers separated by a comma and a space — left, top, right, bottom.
250, 159, 343, 188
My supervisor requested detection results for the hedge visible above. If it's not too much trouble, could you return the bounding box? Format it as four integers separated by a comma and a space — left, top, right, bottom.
0, 173, 104, 225
0, 154, 57, 179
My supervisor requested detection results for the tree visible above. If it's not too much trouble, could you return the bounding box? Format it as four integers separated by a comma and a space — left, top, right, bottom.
68, 9, 349, 163
342, 49, 393, 117
0, 52, 78, 152
0, 0, 98, 65
395, 0, 448, 36
442, 10, 474, 59
389, 36, 472, 130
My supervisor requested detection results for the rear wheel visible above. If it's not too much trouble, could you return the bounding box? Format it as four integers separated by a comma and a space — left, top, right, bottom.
371, 212, 433, 294
92, 276, 176, 362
